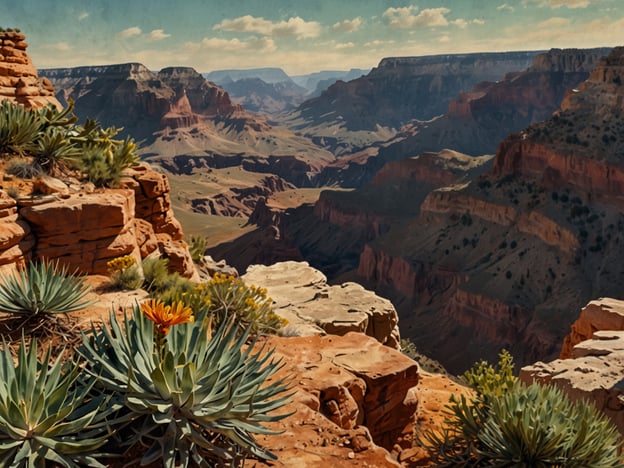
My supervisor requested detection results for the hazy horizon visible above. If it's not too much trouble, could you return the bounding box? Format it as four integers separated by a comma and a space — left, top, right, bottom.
2, 0, 622, 75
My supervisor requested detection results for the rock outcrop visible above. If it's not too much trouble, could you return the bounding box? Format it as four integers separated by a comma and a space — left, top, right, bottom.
559, 298, 624, 359
7, 163, 196, 278
243, 261, 400, 349
520, 298, 624, 435
248, 332, 418, 466
191, 175, 294, 217
0, 30, 61, 109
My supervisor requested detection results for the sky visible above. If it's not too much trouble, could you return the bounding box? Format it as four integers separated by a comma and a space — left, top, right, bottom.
2, 0, 623, 75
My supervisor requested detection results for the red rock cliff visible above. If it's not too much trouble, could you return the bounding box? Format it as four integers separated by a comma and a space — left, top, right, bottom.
0, 30, 61, 109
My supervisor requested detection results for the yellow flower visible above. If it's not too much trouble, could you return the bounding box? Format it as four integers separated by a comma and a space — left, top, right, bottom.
140, 299, 194, 335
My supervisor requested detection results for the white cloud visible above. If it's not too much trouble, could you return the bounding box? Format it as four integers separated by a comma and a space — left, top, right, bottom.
497, 3, 515, 12
527, 0, 593, 8
439, 35, 451, 43
451, 18, 468, 29
187, 36, 277, 53
213, 15, 321, 39
116, 26, 142, 40
335, 42, 355, 49
147, 29, 171, 41
78, 11, 89, 21
537, 16, 571, 27
473, 19, 486, 25
364, 39, 395, 47
383, 6, 451, 29
332, 17, 363, 33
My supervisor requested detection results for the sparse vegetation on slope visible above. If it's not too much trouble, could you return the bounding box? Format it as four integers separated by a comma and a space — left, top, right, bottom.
422, 351, 623, 467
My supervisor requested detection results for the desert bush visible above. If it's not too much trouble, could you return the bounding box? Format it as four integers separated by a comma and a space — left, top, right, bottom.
0, 100, 139, 185
73, 124, 140, 187
141, 256, 196, 303
32, 126, 81, 174
0, 337, 112, 467
4, 156, 43, 179
107, 255, 143, 290
0, 260, 92, 316
188, 234, 208, 264
422, 350, 623, 466
78, 302, 292, 466
198, 273, 286, 335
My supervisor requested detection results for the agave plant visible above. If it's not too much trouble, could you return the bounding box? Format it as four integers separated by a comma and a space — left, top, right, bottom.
0, 338, 113, 467
78, 304, 292, 467
0, 100, 42, 157
32, 126, 82, 174
0, 260, 93, 316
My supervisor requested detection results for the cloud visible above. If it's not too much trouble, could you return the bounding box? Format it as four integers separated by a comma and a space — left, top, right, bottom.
472, 19, 485, 25
335, 42, 355, 49
78, 11, 89, 21
527, 0, 593, 8
537, 17, 571, 28
451, 19, 468, 29
332, 17, 363, 33
383, 6, 451, 29
187, 36, 277, 53
439, 35, 451, 43
116, 26, 142, 40
497, 3, 515, 12
147, 29, 171, 41
364, 39, 396, 48
214, 15, 321, 39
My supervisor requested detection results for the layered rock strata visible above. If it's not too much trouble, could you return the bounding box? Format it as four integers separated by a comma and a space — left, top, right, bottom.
248, 332, 419, 466
243, 261, 400, 349
0, 30, 61, 109
0, 163, 195, 278
520, 298, 624, 435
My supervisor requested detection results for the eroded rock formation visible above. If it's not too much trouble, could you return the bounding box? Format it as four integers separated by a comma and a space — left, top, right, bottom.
521, 298, 624, 435
0, 30, 61, 109
243, 261, 401, 349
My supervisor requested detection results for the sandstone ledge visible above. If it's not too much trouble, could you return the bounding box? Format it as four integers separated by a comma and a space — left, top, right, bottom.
243, 261, 401, 349
521, 297, 624, 435
248, 332, 419, 467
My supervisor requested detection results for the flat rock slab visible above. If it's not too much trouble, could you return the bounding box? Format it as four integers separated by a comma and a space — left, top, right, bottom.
243, 261, 400, 348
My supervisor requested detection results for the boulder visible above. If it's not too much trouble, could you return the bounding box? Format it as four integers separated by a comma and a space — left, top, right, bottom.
243, 261, 401, 348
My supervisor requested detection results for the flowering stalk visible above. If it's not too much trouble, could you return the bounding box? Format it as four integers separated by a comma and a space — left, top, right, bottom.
140, 299, 193, 359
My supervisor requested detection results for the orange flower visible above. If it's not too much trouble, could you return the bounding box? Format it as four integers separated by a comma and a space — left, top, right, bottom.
140, 299, 194, 335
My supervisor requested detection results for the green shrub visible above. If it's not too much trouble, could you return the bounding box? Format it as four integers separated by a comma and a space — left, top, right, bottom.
189, 234, 208, 264
197, 273, 286, 335
141, 256, 196, 305
422, 351, 623, 466
0, 260, 93, 316
0, 338, 112, 467
0, 100, 41, 157
0, 100, 139, 186
106, 255, 143, 290
32, 126, 81, 174
78, 303, 292, 466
